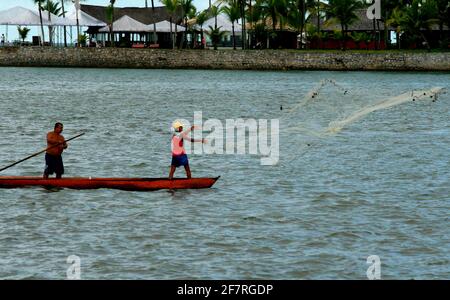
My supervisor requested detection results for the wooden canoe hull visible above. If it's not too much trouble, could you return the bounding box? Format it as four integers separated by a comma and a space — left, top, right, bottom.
0, 176, 220, 191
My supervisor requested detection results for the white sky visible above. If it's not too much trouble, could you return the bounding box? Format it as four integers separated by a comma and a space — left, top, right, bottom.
1, 0, 209, 42
0, 0, 208, 11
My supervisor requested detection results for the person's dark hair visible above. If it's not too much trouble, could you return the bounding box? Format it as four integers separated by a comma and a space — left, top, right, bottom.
54, 122, 63, 129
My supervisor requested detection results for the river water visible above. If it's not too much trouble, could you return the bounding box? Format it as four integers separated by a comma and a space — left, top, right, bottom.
0, 67, 448, 279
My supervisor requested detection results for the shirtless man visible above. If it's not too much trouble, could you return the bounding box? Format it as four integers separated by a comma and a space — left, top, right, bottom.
43, 122, 68, 179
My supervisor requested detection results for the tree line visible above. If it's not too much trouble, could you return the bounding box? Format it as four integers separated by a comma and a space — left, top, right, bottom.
192, 0, 449, 50
25, 1, 449, 50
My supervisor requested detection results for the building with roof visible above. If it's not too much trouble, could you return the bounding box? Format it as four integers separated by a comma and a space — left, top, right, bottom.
81, 4, 184, 48
307, 8, 449, 50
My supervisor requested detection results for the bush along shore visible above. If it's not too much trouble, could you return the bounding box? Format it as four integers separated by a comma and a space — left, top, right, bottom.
0, 47, 449, 71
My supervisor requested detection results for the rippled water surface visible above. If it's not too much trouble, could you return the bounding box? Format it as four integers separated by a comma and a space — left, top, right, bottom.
0, 67, 449, 279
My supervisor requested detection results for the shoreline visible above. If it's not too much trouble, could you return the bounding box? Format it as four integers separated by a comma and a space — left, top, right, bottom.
1, 47, 450, 71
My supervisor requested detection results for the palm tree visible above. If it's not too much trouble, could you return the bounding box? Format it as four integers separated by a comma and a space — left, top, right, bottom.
209, 5, 222, 30
58, 0, 85, 47
109, 0, 116, 47
257, 0, 288, 48
17, 26, 31, 44
248, 1, 267, 48
386, 6, 405, 49
436, 0, 450, 48
363, 0, 384, 49
186, 6, 198, 48
180, 0, 196, 48
208, 25, 226, 49
247, 0, 254, 47
327, 0, 363, 50
307, 0, 327, 34
269, 0, 288, 32
161, 0, 179, 49
239, 0, 246, 49
60, 0, 67, 46
196, 11, 208, 48
44, 0, 61, 46
32, 0, 46, 46
351, 31, 370, 49
380, 0, 401, 48
223, 0, 241, 50
151, 0, 157, 44
388, 0, 438, 51
287, 0, 307, 49
105, 3, 116, 47
364, 0, 378, 49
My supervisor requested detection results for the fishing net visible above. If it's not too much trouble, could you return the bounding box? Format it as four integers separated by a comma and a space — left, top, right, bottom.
283, 79, 446, 137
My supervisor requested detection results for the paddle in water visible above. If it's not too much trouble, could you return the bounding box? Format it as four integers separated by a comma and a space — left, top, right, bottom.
0, 132, 85, 173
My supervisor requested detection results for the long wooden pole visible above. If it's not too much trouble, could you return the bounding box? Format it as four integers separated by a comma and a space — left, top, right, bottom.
0, 132, 85, 173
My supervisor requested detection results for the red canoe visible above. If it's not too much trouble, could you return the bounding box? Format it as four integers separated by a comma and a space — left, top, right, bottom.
0, 176, 220, 191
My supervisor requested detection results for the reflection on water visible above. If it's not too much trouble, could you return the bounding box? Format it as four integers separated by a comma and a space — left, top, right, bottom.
0, 68, 449, 279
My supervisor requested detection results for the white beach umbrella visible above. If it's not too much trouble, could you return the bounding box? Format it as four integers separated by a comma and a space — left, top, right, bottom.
99, 15, 150, 32
199, 14, 242, 34
42, 10, 76, 26
0, 6, 74, 26
146, 20, 186, 33
0, 6, 53, 26
66, 10, 107, 27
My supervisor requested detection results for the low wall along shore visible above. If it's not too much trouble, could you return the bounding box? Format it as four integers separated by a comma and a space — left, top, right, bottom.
0, 47, 449, 71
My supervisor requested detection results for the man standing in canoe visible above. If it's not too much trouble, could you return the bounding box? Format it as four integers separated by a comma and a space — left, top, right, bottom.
169, 120, 206, 179
43, 122, 67, 179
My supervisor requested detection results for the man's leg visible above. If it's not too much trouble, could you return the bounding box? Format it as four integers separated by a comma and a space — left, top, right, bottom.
55, 157, 64, 179
169, 165, 176, 179
184, 165, 191, 179
43, 154, 49, 179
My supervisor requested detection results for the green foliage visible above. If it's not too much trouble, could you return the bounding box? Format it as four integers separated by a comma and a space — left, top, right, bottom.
181, 0, 196, 18
208, 5, 222, 21
196, 11, 208, 27
161, 0, 180, 48
210, 0, 448, 50
207, 26, 226, 50
254, 22, 268, 46
44, 0, 61, 16
351, 32, 371, 43
326, 0, 364, 50
58, 0, 447, 51
222, 0, 241, 24
17, 26, 31, 42
332, 29, 343, 40
286, 0, 304, 32
257, 0, 289, 31
387, 0, 439, 50
188, 7, 197, 20
32, 0, 45, 8
327, 0, 364, 31
78, 34, 87, 46
306, 23, 318, 38
161, 0, 179, 14
306, 24, 327, 40
106, 4, 114, 23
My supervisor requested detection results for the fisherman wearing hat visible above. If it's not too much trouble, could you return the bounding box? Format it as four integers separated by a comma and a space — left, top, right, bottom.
169, 120, 206, 179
